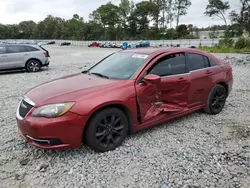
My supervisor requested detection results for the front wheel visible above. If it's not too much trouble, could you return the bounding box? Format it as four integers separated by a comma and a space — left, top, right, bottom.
203, 84, 227, 115
26, 60, 41, 72
84, 108, 128, 152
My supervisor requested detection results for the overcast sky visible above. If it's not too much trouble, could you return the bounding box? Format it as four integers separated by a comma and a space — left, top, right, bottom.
0, 0, 241, 27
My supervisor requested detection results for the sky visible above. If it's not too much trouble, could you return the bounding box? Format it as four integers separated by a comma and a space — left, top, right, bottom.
0, 0, 242, 28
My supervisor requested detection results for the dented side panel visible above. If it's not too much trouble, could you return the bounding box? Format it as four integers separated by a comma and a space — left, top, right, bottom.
136, 74, 191, 123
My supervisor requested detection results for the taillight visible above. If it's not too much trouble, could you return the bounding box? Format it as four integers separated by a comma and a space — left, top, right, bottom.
44, 51, 49, 57
228, 66, 232, 73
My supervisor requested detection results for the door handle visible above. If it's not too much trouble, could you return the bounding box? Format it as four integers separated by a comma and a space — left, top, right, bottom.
178, 77, 187, 82
1, 55, 7, 57
205, 70, 212, 74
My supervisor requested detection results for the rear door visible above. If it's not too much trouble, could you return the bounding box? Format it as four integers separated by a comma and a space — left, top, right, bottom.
186, 52, 215, 107
135, 52, 191, 123
6, 45, 29, 68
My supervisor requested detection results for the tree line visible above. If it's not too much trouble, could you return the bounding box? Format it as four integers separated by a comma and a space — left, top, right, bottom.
0, 0, 249, 41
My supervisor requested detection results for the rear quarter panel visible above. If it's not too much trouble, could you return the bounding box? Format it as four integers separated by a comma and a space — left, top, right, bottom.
25, 51, 48, 65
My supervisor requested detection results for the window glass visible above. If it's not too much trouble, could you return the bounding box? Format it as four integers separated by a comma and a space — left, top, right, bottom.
187, 53, 207, 72
26, 46, 39, 51
203, 56, 210, 67
208, 58, 217, 66
6, 45, 28, 53
89, 52, 148, 80
148, 53, 186, 77
0, 46, 6, 54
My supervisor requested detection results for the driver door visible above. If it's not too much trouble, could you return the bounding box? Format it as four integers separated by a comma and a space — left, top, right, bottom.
135, 52, 191, 123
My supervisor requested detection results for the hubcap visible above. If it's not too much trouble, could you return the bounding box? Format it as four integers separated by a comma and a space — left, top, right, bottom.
29, 61, 39, 72
95, 115, 124, 148
211, 88, 226, 110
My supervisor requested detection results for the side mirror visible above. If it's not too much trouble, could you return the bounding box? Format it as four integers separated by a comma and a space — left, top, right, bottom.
144, 74, 161, 84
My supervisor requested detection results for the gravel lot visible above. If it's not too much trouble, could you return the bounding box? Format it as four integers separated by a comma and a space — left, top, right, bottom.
0, 46, 250, 188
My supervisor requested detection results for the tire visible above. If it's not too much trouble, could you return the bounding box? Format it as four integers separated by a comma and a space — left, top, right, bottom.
26, 60, 41, 72
203, 84, 227, 115
84, 108, 128, 152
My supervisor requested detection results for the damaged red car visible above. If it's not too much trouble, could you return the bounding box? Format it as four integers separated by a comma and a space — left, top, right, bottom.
16, 48, 233, 152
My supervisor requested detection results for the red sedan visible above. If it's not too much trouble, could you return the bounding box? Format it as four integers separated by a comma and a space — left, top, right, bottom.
16, 48, 233, 152
88, 42, 101, 47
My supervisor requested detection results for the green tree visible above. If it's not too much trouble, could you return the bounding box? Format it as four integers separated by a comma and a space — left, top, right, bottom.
229, 0, 250, 34
119, 0, 132, 39
174, 0, 191, 27
176, 24, 188, 38
204, 0, 230, 25
18, 21, 36, 39
89, 2, 121, 40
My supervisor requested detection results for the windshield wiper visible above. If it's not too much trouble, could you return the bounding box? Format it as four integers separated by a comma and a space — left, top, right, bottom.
82, 70, 88, 74
90, 72, 109, 79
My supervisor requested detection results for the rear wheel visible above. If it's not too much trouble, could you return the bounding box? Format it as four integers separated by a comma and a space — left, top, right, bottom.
84, 108, 128, 152
26, 60, 41, 72
203, 84, 227, 114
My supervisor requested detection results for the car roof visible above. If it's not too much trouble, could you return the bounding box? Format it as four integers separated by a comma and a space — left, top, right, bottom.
0, 43, 39, 47
120, 47, 207, 55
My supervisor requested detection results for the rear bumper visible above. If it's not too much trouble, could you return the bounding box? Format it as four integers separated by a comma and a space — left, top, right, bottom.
227, 77, 233, 96
42, 60, 50, 67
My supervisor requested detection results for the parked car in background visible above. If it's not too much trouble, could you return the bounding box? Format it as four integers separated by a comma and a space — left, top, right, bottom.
16, 48, 233, 152
88, 42, 101, 47
60, 42, 71, 46
0, 44, 50, 72
47, 41, 56, 45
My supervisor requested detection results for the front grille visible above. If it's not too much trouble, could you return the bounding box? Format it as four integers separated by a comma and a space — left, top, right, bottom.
19, 99, 33, 118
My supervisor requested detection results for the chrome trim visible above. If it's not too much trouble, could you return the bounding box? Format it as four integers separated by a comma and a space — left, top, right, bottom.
23, 96, 35, 106
155, 66, 219, 79
189, 66, 218, 73
16, 101, 24, 120
16, 96, 35, 120
161, 72, 190, 79
26, 135, 50, 144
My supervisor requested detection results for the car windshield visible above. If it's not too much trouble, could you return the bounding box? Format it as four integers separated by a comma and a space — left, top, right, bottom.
88, 52, 149, 80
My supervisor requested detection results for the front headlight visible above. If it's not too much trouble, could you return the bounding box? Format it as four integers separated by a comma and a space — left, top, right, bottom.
32, 102, 75, 118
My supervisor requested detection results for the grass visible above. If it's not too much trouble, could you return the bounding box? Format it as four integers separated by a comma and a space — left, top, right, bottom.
197, 46, 250, 53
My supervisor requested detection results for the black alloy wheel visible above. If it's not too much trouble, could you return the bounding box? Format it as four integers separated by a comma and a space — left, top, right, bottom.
84, 108, 128, 152
203, 84, 227, 115
95, 114, 125, 148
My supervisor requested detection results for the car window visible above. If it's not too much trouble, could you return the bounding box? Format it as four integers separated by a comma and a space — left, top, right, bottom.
26, 46, 39, 52
148, 52, 186, 77
208, 58, 217, 67
88, 52, 149, 80
203, 56, 210, 67
204, 56, 217, 67
186, 53, 208, 72
6, 45, 29, 53
0, 46, 6, 54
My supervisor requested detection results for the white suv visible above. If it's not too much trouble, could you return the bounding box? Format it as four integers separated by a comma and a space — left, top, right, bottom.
0, 44, 50, 72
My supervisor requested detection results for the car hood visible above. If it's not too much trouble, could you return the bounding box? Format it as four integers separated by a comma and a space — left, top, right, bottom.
25, 73, 124, 106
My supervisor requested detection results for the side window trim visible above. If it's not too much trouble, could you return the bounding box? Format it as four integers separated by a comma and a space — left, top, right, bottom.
186, 52, 208, 72
148, 52, 187, 78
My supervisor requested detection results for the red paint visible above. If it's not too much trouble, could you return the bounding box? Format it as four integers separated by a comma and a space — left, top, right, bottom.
16, 47, 233, 149
144, 74, 161, 84
88, 42, 101, 47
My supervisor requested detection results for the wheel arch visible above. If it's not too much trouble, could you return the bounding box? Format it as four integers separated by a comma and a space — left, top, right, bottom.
83, 103, 134, 137
25, 58, 42, 68
216, 81, 229, 96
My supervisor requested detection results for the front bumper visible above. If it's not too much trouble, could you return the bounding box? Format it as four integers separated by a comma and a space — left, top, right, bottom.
16, 100, 89, 149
